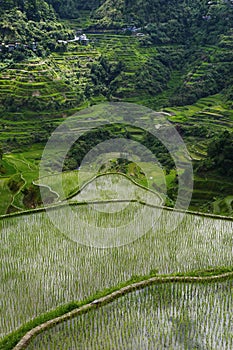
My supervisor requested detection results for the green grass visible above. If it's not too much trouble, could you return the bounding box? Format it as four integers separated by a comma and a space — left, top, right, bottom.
213, 196, 233, 216
35, 170, 81, 200
0, 148, 42, 213
0, 179, 12, 214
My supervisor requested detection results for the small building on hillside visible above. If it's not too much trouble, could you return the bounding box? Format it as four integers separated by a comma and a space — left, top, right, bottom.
57, 33, 89, 46
79, 34, 89, 45
0, 41, 36, 52
58, 40, 68, 44
7, 44, 15, 52
32, 41, 37, 51
122, 26, 142, 34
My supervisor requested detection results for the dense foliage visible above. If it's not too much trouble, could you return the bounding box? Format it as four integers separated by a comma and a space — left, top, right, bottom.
198, 131, 233, 178
64, 124, 175, 173
0, 0, 73, 60
93, 0, 233, 43
1, 0, 233, 43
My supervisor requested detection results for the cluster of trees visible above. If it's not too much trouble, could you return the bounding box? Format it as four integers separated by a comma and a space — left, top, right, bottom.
135, 56, 170, 95
64, 126, 117, 170
168, 31, 233, 105
91, 0, 233, 45
0, 0, 56, 21
88, 50, 182, 100
88, 56, 125, 97
47, 0, 103, 18
197, 131, 233, 178
1, 88, 83, 113
99, 158, 144, 176
0, 0, 74, 61
0, 0, 103, 21
64, 124, 175, 174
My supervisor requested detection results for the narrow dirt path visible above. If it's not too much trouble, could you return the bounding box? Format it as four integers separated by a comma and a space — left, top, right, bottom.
32, 181, 60, 201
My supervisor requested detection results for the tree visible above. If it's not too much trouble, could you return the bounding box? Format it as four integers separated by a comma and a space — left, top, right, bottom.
0, 145, 3, 161
199, 131, 233, 177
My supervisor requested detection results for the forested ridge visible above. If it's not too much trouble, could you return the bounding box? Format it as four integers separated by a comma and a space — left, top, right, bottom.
1, 0, 233, 41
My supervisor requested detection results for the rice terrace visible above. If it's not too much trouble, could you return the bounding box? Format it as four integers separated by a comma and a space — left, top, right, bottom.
0, 135, 233, 349
1, 0, 233, 349
1, 172, 233, 349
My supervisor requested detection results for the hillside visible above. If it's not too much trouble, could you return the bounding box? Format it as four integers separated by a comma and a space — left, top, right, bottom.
0, 0, 232, 215
1, 0, 233, 45
1, 0, 233, 101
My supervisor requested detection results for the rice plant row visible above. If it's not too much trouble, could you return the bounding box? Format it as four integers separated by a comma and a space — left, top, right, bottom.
26, 281, 233, 350
1, 198, 232, 338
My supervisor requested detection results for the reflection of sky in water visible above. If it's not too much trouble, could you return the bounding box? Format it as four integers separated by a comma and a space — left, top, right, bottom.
72, 173, 163, 208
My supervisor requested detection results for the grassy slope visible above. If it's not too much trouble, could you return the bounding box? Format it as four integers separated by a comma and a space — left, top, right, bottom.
0, 146, 43, 214
163, 94, 233, 212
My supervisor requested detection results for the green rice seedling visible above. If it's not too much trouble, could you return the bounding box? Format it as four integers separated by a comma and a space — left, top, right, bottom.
26, 281, 233, 350
0, 196, 232, 339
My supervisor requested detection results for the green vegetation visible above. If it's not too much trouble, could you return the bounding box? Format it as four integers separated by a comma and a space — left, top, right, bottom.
0, 2, 233, 349
200, 130, 233, 177
1, 91, 232, 215
0, 175, 232, 340
64, 123, 175, 171
0, 1, 232, 215
26, 280, 233, 350
0, 1, 73, 62
1, 268, 232, 350
162, 94, 233, 213
0, 147, 43, 214
1, 0, 233, 108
